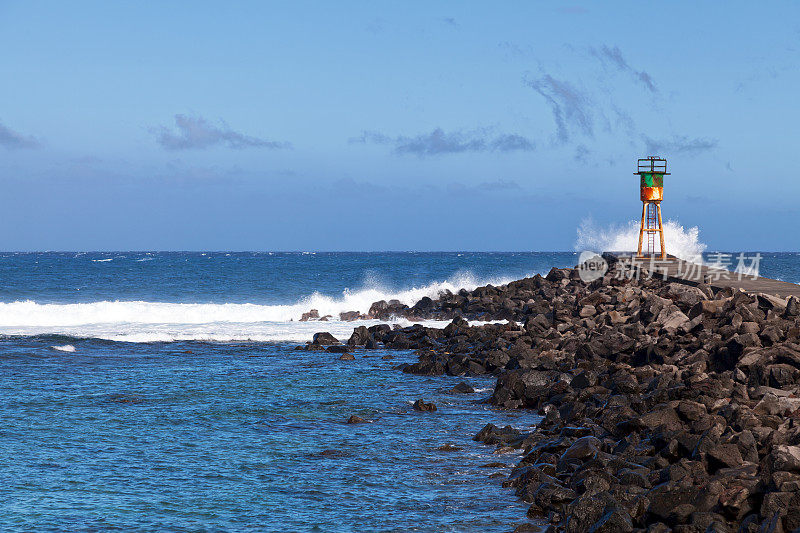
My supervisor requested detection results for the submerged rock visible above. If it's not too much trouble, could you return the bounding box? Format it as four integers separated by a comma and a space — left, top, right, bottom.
326, 345, 350, 353
412, 399, 437, 412
448, 381, 475, 394
313, 449, 350, 459
108, 393, 143, 404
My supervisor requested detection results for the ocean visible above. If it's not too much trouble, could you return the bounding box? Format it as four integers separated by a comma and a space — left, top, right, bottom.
1, 251, 798, 531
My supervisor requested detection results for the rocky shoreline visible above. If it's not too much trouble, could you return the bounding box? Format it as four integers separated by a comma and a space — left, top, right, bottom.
303, 258, 800, 532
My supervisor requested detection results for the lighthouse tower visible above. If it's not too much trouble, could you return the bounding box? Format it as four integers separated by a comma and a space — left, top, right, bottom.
635, 156, 669, 259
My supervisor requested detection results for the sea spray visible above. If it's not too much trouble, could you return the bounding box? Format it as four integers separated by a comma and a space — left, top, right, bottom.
575, 218, 707, 261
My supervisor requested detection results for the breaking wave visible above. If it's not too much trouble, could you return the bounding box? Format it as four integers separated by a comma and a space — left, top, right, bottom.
575, 218, 707, 261
0, 271, 526, 343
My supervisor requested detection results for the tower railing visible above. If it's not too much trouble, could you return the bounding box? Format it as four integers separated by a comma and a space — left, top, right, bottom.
636, 157, 669, 174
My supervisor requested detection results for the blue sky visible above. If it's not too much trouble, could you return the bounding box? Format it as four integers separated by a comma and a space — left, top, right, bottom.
0, 1, 798, 251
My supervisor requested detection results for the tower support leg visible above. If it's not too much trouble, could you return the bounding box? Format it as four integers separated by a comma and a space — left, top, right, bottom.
637, 202, 646, 257
656, 203, 666, 259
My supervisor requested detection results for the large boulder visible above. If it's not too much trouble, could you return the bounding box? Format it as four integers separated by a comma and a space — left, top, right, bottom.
657, 306, 690, 332
560, 436, 602, 461
490, 369, 567, 409
339, 310, 362, 321
785, 296, 800, 318
312, 332, 340, 345
772, 445, 800, 472
300, 309, 319, 321
347, 326, 371, 346
645, 483, 699, 523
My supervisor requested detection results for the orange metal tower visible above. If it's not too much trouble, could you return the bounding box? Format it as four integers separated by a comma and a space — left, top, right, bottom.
635, 156, 669, 259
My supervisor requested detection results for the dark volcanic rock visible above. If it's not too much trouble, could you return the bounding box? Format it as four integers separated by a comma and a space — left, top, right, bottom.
785, 296, 799, 317
347, 326, 371, 346
312, 332, 340, 346
412, 399, 437, 412
368, 299, 409, 319
339, 310, 362, 321
300, 309, 319, 321
302, 259, 800, 532
448, 381, 475, 394
474, 423, 523, 446
326, 345, 350, 353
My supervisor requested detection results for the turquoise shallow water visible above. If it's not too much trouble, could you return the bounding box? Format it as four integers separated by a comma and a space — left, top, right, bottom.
0, 337, 537, 532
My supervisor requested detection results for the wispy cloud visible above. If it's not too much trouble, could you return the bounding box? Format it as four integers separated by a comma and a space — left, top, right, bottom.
0, 120, 40, 149
642, 135, 717, 155
440, 17, 458, 28
590, 45, 657, 93
491, 134, 536, 152
524, 75, 593, 143
154, 115, 291, 151
476, 178, 521, 191
525, 52, 715, 160
351, 128, 535, 156
574, 144, 590, 164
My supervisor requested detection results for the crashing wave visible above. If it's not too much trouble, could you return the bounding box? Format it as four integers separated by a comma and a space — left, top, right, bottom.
575, 217, 707, 262
0, 271, 524, 328
0, 271, 530, 342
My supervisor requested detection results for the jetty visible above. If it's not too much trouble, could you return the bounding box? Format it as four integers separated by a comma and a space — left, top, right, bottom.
604, 252, 800, 299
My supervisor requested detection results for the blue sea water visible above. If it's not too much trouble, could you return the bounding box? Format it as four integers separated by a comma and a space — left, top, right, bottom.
0, 252, 798, 532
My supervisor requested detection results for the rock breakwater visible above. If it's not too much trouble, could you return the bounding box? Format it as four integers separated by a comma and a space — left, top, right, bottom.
306, 261, 800, 531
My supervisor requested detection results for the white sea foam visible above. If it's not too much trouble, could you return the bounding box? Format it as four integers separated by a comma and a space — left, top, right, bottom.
0, 272, 517, 327
0, 271, 526, 343
92, 258, 114, 262
4, 318, 477, 343
575, 218, 707, 261
52, 344, 76, 352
